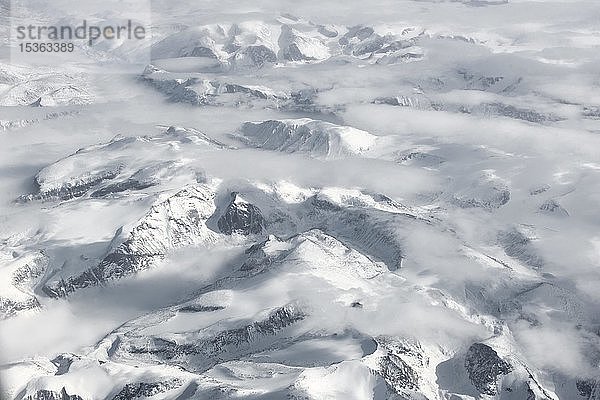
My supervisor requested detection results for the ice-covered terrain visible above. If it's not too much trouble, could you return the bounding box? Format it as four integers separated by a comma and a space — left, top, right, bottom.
1, 0, 600, 399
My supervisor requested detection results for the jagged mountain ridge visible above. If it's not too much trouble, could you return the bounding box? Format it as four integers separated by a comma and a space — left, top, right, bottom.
4, 115, 598, 399
15, 228, 564, 399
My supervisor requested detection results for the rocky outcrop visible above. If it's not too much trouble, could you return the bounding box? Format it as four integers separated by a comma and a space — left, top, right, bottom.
451, 171, 511, 209
19, 163, 123, 202
111, 379, 183, 400
577, 379, 600, 400
498, 229, 543, 269
123, 304, 306, 373
464, 343, 511, 395
231, 44, 277, 68
140, 70, 287, 106
26, 388, 83, 400
89, 161, 181, 198
396, 151, 444, 168
339, 26, 384, 56
0, 297, 40, 319
217, 192, 264, 235
43, 184, 219, 297
18, 127, 221, 202
51, 354, 75, 375
300, 196, 405, 271
378, 347, 421, 393
364, 336, 440, 400
280, 25, 330, 62
539, 199, 569, 216
238, 118, 377, 159
0, 251, 48, 319
480, 103, 562, 124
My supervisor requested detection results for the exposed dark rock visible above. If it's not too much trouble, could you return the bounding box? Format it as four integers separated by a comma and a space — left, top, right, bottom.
125, 304, 306, 373
179, 304, 225, 312
396, 151, 444, 168
373, 95, 428, 108
379, 354, 419, 392
317, 24, 338, 38
51, 354, 74, 375
217, 192, 264, 235
168, 83, 213, 105
481, 103, 562, 124
583, 106, 600, 119
374, 337, 429, 396
222, 83, 282, 100
530, 185, 550, 195
43, 185, 216, 297
90, 179, 155, 198
452, 178, 511, 209
111, 379, 183, 400
305, 195, 404, 271
29, 97, 43, 107
1, 253, 48, 319
19, 165, 123, 202
539, 199, 569, 216
464, 343, 512, 395
576, 378, 600, 399
339, 26, 374, 45
498, 229, 543, 269
26, 388, 84, 400
0, 296, 41, 319
240, 235, 288, 272
187, 45, 218, 58
235, 45, 277, 68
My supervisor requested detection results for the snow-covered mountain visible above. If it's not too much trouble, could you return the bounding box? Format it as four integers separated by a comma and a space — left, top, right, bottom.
1, 0, 600, 399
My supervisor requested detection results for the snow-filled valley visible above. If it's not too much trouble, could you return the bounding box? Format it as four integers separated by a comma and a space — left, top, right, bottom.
1, 0, 600, 399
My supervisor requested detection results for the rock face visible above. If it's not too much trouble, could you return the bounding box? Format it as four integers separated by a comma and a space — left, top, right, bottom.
18, 137, 145, 202
464, 343, 512, 395
51, 354, 74, 376
539, 199, 569, 216
396, 151, 445, 168
111, 379, 183, 400
305, 195, 405, 271
365, 336, 441, 400
43, 184, 219, 297
498, 229, 543, 269
577, 379, 600, 400
122, 304, 306, 373
378, 342, 421, 393
217, 192, 264, 235
481, 103, 561, 124
238, 118, 377, 159
339, 25, 384, 56
25, 388, 83, 400
451, 171, 511, 209
20, 162, 124, 202
100, 228, 386, 375
18, 127, 224, 203
280, 26, 330, 62
233, 44, 277, 68
0, 252, 48, 319
140, 69, 288, 107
